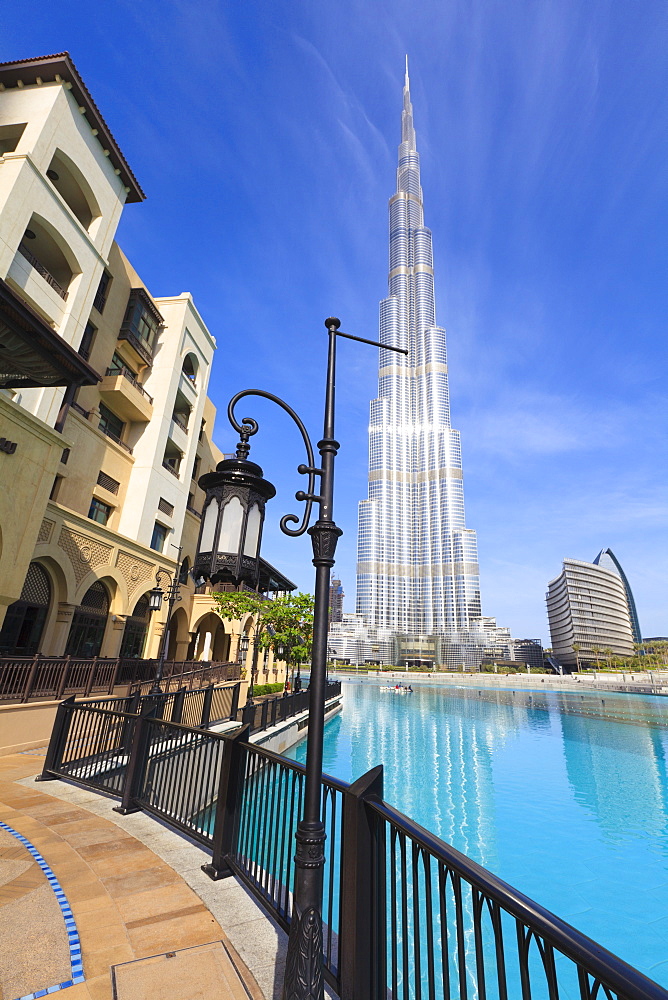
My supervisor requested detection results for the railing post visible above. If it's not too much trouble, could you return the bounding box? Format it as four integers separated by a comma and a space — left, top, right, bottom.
113, 704, 156, 815
21, 653, 41, 702
242, 698, 256, 730
172, 687, 186, 724
108, 657, 121, 695
202, 725, 249, 880
55, 656, 71, 701
230, 681, 240, 721
36, 696, 76, 781
339, 764, 384, 1000
84, 657, 98, 697
200, 683, 214, 728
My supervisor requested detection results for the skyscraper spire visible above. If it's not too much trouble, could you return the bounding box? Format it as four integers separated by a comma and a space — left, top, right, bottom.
356, 63, 482, 646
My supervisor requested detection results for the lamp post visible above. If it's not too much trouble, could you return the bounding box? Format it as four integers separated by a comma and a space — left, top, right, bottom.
198, 317, 406, 1000
148, 560, 182, 695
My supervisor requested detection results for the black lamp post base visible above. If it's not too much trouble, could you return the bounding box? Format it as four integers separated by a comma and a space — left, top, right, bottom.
281, 818, 326, 1000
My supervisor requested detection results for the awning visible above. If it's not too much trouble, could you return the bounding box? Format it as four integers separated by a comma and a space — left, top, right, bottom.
0, 279, 101, 389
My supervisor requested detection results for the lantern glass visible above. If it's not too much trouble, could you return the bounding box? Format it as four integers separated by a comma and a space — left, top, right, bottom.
218, 496, 244, 554
148, 587, 164, 612
243, 503, 262, 557
240, 634, 250, 656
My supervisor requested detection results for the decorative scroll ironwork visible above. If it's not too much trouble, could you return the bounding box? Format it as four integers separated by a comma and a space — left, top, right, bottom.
227, 389, 321, 537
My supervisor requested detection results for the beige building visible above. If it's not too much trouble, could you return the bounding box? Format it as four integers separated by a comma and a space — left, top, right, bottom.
0, 53, 289, 688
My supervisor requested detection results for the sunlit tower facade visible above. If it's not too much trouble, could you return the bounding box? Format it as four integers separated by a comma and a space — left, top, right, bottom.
356, 62, 482, 643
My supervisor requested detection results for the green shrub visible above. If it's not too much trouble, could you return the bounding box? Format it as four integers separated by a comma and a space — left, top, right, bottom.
252, 682, 285, 696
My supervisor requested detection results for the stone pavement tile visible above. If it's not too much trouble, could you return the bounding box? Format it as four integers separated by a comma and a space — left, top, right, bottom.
84, 942, 135, 980
126, 907, 221, 959
101, 862, 182, 898
86, 973, 114, 1000
114, 881, 202, 923
78, 845, 160, 877
76, 905, 128, 938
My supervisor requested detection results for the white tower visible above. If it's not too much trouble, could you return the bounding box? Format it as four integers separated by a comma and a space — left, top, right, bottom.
356, 62, 482, 641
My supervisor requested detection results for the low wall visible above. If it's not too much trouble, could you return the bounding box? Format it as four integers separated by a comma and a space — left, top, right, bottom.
356, 670, 668, 697
251, 695, 343, 755
0, 687, 133, 756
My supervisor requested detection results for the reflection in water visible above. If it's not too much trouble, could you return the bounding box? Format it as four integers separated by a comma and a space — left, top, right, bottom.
289, 679, 668, 985
560, 711, 668, 838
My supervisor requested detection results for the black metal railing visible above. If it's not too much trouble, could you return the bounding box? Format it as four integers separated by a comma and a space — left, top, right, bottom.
105, 365, 154, 404
238, 686, 313, 733
117, 327, 154, 366
0, 655, 240, 703
17, 243, 69, 299
171, 411, 189, 432
100, 422, 133, 453
37, 691, 668, 1000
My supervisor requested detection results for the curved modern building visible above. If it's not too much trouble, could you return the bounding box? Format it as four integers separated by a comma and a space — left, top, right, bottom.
593, 548, 642, 643
356, 61, 481, 646
546, 558, 634, 668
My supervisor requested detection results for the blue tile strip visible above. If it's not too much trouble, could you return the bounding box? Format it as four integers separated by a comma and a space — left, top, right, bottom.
0, 820, 85, 999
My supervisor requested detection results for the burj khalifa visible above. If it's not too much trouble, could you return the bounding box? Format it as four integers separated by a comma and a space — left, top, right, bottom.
356, 62, 482, 646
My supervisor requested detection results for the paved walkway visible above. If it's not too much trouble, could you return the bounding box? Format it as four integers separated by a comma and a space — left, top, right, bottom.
0, 751, 284, 1000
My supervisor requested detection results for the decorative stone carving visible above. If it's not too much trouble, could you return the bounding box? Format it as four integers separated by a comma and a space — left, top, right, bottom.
116, 551, 154, 599
37, 518, 55, 544
58, 527, 112, 584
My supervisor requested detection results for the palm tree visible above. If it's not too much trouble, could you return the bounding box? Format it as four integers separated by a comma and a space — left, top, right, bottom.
572, 642, 582, 673
604, 647, 613, 670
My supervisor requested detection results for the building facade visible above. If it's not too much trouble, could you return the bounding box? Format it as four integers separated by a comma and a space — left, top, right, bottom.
329, 578, 344, 624
0, 54, 287, 689
354, 62, 481, 665
546, 558, 634, 669
593, 548, 642, 643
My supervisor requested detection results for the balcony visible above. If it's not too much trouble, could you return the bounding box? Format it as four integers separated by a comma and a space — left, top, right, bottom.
7, 250, 67, 329
101, 423, 133, 454
117, 327, 154, 368
17, 243, 68, 299
99, 366, 153, 422
168, 417, 188, 453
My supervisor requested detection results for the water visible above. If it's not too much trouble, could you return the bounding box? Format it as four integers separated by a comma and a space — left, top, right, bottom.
287, 679, 668, 986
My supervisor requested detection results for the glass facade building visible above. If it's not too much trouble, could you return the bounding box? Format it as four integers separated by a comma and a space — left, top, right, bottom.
356, 63, 481, 640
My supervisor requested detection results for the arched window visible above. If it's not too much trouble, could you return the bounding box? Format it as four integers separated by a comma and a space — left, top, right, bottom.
65, 581, 110, 658
182, 353, 198, 384
0, 562, 51, 655
46, 149, 101, 230
120, 594, 150, 659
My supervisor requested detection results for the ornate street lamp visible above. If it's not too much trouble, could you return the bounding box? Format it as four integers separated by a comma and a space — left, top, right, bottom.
193, 445, 276, 591
198, 317, 406, 1000
148, 561, 182, 695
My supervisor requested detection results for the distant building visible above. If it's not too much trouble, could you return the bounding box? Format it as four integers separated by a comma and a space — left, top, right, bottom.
511, 639, 544, 671
593, 548, 642, 643
329, 578, 344, 623
546, 558, 634, 669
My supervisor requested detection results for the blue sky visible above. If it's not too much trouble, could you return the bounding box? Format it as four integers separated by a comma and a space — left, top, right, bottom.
6, 0, 667, 643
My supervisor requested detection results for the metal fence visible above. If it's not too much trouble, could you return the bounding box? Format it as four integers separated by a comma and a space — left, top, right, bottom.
37, 689, 668, 1000
0, 655, 240, 702
238, 686, 312, 733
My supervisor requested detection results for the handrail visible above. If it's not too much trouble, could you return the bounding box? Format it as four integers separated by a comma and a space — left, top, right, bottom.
105, 366, 154, 404
100, 423, 133, 453
17, 243, 68, 299
368, 795, 668, 1000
